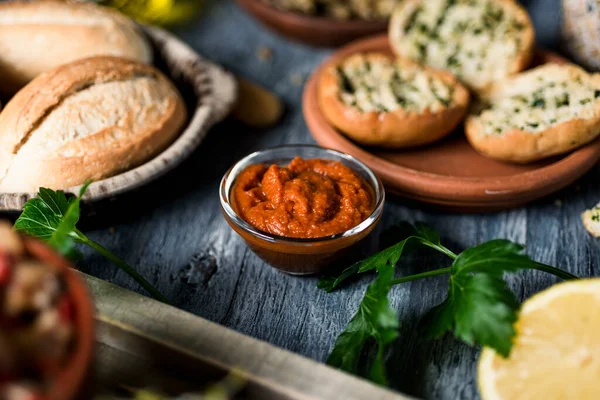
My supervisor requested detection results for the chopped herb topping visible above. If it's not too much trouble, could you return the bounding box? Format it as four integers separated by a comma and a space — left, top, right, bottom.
446, 54, 461, 69
395, 0, 527, 89
416, 42, 427, 60
555, 94, 570, 107
404, 7, 422, 33
512, 20, 525, 31
337, 67, 355, 94
336, 55, 455, 114
532, 98, 545, 108
477, 66, 600, 135
416, 23, 429, 33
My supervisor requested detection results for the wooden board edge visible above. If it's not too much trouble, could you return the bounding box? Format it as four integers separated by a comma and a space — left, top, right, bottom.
83, 273, 411, 400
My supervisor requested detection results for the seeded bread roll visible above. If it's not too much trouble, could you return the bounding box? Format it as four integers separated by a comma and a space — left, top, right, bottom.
318, 52, 470, 148
0, 56, 187, 193
465, 63, 600, 163
389, 0, 534, 91
0, 1, 152, 95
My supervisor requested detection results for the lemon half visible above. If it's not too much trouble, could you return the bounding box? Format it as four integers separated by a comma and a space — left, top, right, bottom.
478, 278, 600, 400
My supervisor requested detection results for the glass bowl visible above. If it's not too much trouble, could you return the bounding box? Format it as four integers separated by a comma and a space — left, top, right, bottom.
219, 145, 385, 275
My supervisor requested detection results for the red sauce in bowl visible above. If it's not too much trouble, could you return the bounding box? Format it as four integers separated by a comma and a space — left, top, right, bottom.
232, 156, 373, 238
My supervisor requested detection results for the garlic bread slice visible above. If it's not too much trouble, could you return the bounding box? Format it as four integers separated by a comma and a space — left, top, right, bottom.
389, 0, 534, 91
318, 52, 470, 148
465, 63, 600, 163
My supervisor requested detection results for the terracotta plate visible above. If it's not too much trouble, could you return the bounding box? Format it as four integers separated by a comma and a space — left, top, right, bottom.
304, 35, 600, 211
236, 0, 388, 47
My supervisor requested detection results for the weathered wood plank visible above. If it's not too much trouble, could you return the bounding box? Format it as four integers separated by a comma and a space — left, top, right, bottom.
87, 274, 409, 400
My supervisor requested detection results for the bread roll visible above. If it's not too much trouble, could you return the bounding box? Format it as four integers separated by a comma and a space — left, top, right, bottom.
0, 1, 152, 95
389, 0, 534, 91
318, 52, 470, 148
465, 63, 600, 163
0, 56, 187, 193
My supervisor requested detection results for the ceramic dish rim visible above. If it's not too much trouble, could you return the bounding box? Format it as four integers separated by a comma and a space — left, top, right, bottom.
236, 0, 389, 29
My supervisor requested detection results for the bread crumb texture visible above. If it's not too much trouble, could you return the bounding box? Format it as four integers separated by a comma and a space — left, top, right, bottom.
582, 203, 600, 237
336, 53, 456, 113
472, 64, 600, 136
390, 0, 531, 89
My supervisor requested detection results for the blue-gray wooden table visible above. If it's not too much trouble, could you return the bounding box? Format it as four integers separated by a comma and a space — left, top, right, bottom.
81, 1, 597, 399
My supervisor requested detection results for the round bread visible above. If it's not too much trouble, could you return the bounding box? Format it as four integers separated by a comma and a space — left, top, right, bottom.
389, 0, 535, 91
318, 52, 470, 148
0, 0, 152, 95
0, 56, 187, 193
465, 63, 600, 163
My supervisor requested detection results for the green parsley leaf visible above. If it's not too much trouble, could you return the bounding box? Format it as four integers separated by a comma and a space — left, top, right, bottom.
318, 222, 452, 292
15, 184, 169, 303
327, 263, 398, 385
14, 196, 65, 240
424, 240, 543, 356
15, 183, 90, 259
38, 187, 70, 215
325, 223, 578, 386
47, 183, 90, 256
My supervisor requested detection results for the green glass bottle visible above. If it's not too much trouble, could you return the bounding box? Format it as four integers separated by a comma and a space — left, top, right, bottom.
100, 0, 203, 26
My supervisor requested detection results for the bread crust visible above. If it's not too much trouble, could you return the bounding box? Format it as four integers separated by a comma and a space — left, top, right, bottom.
388, 0, 535, 91
465, 64, 600, 163
0, 56, 187, 193
0, 0, 152, 94
318, 52, 470, 148
466, 116, 600, 163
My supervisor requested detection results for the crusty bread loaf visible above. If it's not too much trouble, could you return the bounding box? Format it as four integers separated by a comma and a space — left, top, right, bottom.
389, 0, 534, 91
0, 1, 152, 95
318, 52, 470, 148
0, 56, 187, 193
465, 63, 600, 163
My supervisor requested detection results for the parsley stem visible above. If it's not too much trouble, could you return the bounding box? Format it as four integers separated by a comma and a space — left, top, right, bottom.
76, 230, 170, 303
532, 262, 579, 281
424, 243, 458, 260
391, 267, 451, 285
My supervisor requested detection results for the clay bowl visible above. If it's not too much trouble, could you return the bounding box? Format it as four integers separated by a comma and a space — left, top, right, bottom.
303, 34, 600, 212
0, 25, 237, 212
21, 237, 95, 400
236, 0, 388, 47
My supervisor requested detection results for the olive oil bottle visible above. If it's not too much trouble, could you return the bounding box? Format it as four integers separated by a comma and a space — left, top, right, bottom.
97, 0, 203, 25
